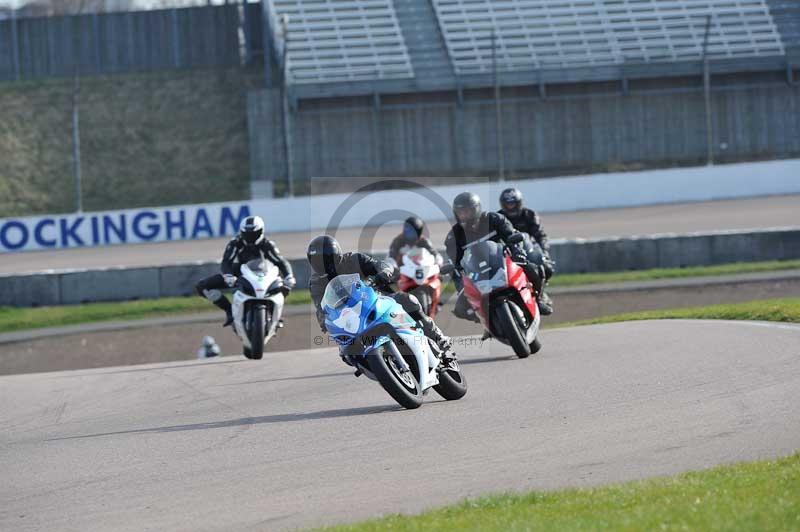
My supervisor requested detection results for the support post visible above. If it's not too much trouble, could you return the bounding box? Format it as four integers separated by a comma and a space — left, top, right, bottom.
492, 30, 505, 182
702, 14, 714, 166
280, 15, 294, 197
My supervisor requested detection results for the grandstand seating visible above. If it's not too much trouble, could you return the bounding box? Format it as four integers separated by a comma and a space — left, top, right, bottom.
268, 0, 414, 84
431, 0, 786, 75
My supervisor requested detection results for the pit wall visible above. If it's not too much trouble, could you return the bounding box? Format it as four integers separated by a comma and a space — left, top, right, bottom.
2, 158, 800, 253
2, 227, 798, 307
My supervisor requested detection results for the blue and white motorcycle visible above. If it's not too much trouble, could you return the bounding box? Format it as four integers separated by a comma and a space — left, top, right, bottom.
321, 274, 467, 409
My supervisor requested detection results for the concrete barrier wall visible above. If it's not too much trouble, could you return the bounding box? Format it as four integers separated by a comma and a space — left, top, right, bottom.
1, 227, 798, 307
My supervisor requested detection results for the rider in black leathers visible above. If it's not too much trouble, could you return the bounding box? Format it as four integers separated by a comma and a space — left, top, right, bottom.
195, 216, 296, 326
307, 235, 453, 360
444, 192, 550, 322
498, 187, 555, 314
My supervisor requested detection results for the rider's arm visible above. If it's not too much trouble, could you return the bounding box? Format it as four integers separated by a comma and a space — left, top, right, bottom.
355, 253, 396, 284
220, 239, 239, 276
308, 274, 328, 330
489, 212, 520, 246
388, 236, 403, 264
444, 230, 460, 268
262, 240, 293, 278
526, 209, 550, 254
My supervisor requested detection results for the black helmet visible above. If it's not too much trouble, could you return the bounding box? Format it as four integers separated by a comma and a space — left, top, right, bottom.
307, 235, 342, 276
453, 192, 482, 228
239, 216, 265, 246
499, 188, 523, 218
402, 216, 425, 241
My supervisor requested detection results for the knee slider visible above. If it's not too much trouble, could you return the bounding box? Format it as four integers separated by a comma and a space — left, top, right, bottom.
202, 289, 223, 302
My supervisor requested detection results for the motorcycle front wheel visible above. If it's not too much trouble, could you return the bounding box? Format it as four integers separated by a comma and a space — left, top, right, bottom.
434, 358, 467, 400
369, 344, 423, 409
249, 304, 267, 360
493, 300, 531, 359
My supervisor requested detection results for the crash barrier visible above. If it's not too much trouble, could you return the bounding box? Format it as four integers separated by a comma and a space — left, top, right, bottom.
1, 227, 798, 307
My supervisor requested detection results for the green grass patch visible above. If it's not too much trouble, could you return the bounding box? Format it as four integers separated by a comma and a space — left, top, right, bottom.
0, 290, 313, 335
322, 452, 800, 531
548, 259, 800, 287
549, 298, 800, 329
1, 260, 798, 335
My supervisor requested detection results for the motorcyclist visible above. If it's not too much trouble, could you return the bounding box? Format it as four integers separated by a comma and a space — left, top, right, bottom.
388, 216, 443, 266
307, 235, 453, 360
195, 215, 296, 326
444, 192, 550, 322
498, 187, 555, 314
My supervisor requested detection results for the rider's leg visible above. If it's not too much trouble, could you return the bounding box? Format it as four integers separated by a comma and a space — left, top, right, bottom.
393, 292, 452, 353
453, 291, 480, 322
196, 274, 234, 326
523, 243, 554, 316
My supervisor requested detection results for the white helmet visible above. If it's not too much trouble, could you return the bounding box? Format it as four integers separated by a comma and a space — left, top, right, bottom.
239, 216, 265, 246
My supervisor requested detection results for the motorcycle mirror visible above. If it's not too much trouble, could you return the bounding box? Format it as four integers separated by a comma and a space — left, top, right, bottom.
508, 232, 524, 245
440, 263, 456, 276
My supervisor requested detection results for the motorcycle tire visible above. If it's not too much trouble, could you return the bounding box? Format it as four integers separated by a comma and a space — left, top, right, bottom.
494, 300, 531, 359
249, 305, 267, 360
530, 337, 543, 354
434, 359, 468, 401
410, 286, 432, 316
369, 344, 423, 409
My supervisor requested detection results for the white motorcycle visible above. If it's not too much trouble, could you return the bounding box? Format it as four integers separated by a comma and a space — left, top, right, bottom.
231, 259, 288, 359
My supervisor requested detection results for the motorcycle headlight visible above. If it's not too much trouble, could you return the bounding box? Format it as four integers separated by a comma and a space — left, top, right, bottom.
474, 268, 507, 294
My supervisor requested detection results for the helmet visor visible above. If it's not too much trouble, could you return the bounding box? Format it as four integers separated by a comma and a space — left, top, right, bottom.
402, 223, 418, 241
241, 228, 263, 245
455, 205, 480, 226
501, 199, 521, 216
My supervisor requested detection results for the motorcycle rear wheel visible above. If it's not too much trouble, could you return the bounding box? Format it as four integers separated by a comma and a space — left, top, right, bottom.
369, 344, 423, 409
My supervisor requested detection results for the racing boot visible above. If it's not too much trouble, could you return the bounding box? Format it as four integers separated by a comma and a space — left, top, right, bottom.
538, 291, 554, 316
453, 293, 480, 323
213, 296, 234, 327
414, 311, 454, 360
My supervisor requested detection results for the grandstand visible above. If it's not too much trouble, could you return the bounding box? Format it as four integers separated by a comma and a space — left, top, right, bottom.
261, 0, 800, 99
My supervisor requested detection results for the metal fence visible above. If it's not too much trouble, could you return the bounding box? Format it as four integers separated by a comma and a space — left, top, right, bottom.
0, 3, 264, 81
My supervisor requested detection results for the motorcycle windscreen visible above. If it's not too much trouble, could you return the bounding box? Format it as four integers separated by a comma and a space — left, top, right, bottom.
461, 240, 504, 279
461, 240, 507, 294
405, 247, 428, 265
243, 258, 278, 277
321, 273, 361, 311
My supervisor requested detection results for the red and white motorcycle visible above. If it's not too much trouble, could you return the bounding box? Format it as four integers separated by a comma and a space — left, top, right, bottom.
445, 235, 542, 358
390, 247, 442, 318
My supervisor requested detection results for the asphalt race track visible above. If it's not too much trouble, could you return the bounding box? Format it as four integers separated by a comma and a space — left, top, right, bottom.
2, 195, 798, 274
2, 320, 799, 531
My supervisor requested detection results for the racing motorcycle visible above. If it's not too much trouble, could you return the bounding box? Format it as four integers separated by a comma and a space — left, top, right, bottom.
444, 234, 542, 358
231, 259, 289, 359
321, 273, 467, 409
393, 247, 442, 317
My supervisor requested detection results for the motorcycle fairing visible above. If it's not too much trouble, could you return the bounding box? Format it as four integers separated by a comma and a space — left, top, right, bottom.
323, 275, 439, 390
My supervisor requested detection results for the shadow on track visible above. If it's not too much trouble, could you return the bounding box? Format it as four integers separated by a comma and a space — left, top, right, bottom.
213, 371, 353, 387
48, 404, 403, 441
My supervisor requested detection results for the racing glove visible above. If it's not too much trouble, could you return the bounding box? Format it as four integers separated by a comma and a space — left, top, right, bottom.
284, 274, 296, 289
374, 270, 394, 287
223, 274, 237, 288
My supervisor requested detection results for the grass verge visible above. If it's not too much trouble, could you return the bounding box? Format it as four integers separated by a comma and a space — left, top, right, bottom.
320, 453, 800, 531
548, 298, 800, 329
0, 260, 798, 335
548, 259, 800, 287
